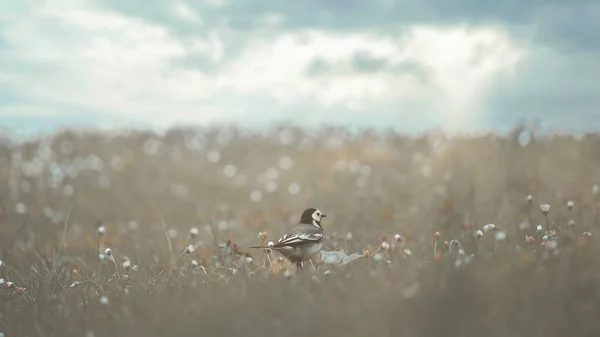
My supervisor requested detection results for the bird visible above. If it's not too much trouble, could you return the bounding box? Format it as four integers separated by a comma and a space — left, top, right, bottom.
251, 208, 327, 273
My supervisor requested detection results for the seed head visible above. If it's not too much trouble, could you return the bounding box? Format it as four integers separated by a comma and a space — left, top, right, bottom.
190, 227, 200, 238
434, 231, 441, 241
346, 232, 353, 241
104, 248, 112, 257
394, 234, 403, 242
258, 231, 268, 240
483, 224, 496, 232
267, 241, 274, 247
403, 249, 412, 257
527, 195, 533, 203
495, 231, 507, 241
97, 225, 106, 236
122, 259, 131, 270
519, 220, 531, 231
191, 259, 199, 267
567, 201, 574, 210
582, 232, 592, 237
536, 225, 543, 233
185, 244, 195, 254
380, 241, 390, 250
450, 240, 461, 249
540, 204, 551, 215
475, 230, 484, 240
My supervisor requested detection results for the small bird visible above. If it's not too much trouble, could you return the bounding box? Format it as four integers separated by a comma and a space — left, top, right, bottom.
251, 208, 327, 273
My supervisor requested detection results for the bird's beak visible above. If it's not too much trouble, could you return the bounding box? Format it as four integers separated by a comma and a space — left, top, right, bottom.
322, 214, 328, 218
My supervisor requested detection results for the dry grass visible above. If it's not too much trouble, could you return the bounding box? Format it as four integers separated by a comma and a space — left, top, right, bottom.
1, 124, 600, 337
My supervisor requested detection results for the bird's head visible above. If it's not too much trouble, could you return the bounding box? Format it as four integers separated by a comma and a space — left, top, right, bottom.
300, 208, 327, 227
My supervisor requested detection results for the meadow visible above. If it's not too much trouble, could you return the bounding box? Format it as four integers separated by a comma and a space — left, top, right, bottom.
1, 124, 600, 337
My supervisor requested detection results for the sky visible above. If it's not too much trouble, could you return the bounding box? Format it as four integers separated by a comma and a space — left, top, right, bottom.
1, 0, 599, 137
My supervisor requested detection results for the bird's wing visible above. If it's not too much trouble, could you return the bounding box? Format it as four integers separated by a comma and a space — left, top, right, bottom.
275, 226, 323, 247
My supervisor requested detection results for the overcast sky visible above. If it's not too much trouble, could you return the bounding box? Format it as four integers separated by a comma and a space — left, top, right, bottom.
1, 0, 599, 135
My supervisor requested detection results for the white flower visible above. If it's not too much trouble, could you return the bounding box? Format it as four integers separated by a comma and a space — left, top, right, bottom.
476, 230, 484, 238
403, 249, 412, 257
536, 225, 543, 232
394, 234, 403, 242
189, 227, 199, 237
245, 257, 253, 264
527, 195, 533, 202
582, 232, 592, 237
104, 248, 112, 257
185, 245, 195, 254
567, 201, 574, 209
191, 259, 199, 267
97, 225, 106, 235
380, 241, 390, 250
98, 253, 105, 261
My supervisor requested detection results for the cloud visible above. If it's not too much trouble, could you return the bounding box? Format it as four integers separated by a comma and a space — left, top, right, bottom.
0, 0, 598, 133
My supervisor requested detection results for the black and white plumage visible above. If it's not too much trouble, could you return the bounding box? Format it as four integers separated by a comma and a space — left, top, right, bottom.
251, 208, 327, 272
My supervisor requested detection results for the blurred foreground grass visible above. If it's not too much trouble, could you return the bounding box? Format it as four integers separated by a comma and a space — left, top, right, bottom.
1, 124, 600, 337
